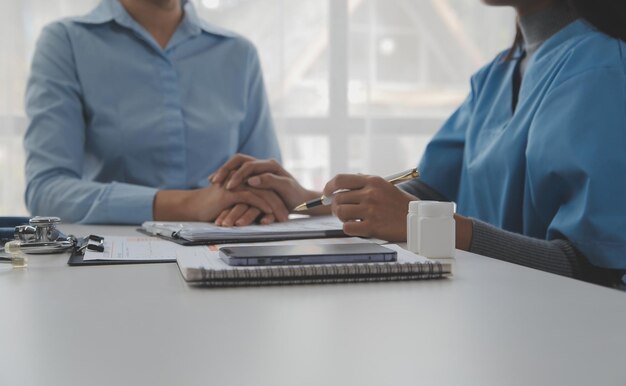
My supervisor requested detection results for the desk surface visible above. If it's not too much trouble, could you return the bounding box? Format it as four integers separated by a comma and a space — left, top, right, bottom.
1, 225, 625, 386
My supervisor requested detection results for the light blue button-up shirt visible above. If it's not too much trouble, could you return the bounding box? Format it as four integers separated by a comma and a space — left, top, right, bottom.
24, 0, 281, 224
419, 20, 626, 270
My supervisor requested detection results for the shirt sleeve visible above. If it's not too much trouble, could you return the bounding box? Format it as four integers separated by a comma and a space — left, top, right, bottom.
470, 219, 625, 288
399, 179, 448, 201
471, 218, 582, 277
236, 43, 282, 163
24, 23, 157, 225
417, 79, 476, 202
526, 67, 626, 270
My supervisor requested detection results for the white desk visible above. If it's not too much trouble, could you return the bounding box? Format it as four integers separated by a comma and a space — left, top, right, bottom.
1, 225, 625, 386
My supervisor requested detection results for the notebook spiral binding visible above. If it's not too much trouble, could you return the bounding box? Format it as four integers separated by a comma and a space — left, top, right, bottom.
196, 260, 445, 287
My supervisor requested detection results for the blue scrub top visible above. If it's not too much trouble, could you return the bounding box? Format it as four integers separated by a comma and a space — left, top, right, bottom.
419, 20, 626, 269
24, 0, 281, 224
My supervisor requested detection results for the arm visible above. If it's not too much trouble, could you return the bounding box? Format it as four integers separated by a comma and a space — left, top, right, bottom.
525, 67, 626, 273
469, 220, 583, 278
24, 22, 157, 224
416, 84, 476, 202
399, 179, 448, 201
468, 220, 624, 287
236, 43, 281, 161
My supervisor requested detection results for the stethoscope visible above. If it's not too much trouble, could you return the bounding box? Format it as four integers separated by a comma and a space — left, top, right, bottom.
0, 216, 96, 267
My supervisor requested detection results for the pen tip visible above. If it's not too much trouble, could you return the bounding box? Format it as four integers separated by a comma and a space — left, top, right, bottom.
293, 203, 307, 212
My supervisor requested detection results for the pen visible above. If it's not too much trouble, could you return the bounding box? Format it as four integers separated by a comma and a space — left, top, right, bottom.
294, 168, 420, 212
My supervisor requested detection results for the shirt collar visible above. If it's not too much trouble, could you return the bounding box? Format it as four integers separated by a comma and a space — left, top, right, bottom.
73, 0, 126, 24
183, 0, 236, 38
531, 18, 592, 61
74, 0, 236, 39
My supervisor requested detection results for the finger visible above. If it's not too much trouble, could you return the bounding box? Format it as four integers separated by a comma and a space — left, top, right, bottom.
234, 207, 262, 227
332, 203, 364, 223
226, 159, 288, 190
211, 154, 257, 184
221, 204, 249, 227
214, 208, 231, 226
232, 191, 274, 214
259, 213, 276, 225
249, 188, 290, 222
343, 220, 373, 238
331, 190, 365, 206
323, 174, 369, 197
247, 173, 298, 204
220, 170, 239, 188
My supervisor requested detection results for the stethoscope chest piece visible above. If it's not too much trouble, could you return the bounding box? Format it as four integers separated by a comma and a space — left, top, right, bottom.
15, 216, 63, 244
7, 216, 77, 255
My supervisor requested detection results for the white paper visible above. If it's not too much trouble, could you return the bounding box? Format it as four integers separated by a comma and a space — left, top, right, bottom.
82, 236, 205, 261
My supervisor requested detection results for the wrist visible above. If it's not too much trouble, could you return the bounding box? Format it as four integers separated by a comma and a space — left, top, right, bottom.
454, 214, 473, 251
154, 189, 196, 221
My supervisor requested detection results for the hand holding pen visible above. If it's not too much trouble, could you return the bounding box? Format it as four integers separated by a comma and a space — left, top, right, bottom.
294, 168, 419, 211
320, 170, 421, 241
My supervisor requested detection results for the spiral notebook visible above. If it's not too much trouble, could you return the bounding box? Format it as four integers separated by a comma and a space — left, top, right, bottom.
176, 241, 452, 287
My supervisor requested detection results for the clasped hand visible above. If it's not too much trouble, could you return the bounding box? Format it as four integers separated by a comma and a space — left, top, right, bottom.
152, 176, 290, 223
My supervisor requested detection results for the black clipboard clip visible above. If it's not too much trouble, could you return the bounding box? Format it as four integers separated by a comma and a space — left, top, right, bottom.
76, 235, 106, 254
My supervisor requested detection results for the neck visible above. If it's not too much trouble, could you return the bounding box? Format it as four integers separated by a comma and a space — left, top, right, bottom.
119, 0, 183, 48
518, 1, 576, 56
514, 0, 557, 17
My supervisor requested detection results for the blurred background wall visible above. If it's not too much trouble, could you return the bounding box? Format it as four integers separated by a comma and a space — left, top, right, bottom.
0, 0, 515, 216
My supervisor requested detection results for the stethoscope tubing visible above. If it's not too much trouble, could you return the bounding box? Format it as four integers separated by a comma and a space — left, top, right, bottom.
0, 217, 30, 243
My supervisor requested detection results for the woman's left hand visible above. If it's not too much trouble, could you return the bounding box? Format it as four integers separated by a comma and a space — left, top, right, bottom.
323, 174, 417, 242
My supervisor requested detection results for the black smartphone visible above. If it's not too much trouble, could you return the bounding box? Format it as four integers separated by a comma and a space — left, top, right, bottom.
219, 243, 397, 266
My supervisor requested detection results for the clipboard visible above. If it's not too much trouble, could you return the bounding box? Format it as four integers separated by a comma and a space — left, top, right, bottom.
136, 228, 346, 246
67, 251, 175, 266
67, 235, 176, 266
139, 216, 347, 246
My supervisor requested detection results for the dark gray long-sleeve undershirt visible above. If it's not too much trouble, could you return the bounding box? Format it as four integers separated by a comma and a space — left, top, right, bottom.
400, 180, 623, 287
469, 219, 582, 278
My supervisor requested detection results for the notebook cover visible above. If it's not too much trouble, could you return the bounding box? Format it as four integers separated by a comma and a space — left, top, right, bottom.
136, 228, 346, 246
67, 249, 175, 266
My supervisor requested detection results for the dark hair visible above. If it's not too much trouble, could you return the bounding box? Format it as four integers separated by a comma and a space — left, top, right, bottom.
506, 0, 626, 60
571, 0, 626, 41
